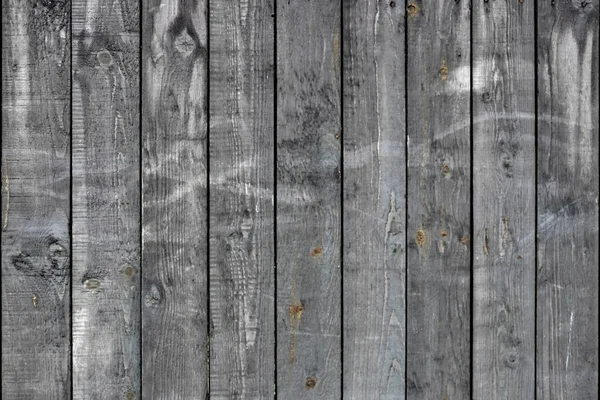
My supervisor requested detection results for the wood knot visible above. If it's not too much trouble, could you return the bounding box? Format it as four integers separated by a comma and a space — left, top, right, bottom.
84, 279, 101, 291
407, 2, 419, 19
441, 163, 451, 175
390, 1, 396, 7
310, 245, 323, 258
144, 285, 162, 308
440, 229, 447, 237
415, 230, 426, 247
305, 377, 317, 390
460, 235, 470, 245
440, 59, 448, 82
126, 392, 135, 400
97, 50, 113, 66
124, 266, 135, 277
289, 301, 304, 320
174, 31, 196, 57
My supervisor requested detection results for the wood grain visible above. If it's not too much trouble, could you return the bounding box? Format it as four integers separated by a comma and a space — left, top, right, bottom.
343, 0, 406, 398
1, 0, 71, 397
276, 0, 342, 398
141, 0, 208, 397
208, 0, 275, 398
471, 0, 536, 398
537, 1, 599, 399
71, 0, 140, 398
405, 0, 471, 398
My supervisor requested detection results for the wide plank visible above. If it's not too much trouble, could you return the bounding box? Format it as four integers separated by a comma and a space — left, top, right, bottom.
343, 0, 406, 398
276, 0, 342, 398
208, 0, 275, 398
71, 0, 141, 398
537, 1, 599, 399
141, 0, 209, 396
472, 0, 536, 398
406, 0, 471, 398
1, 0, 71, 397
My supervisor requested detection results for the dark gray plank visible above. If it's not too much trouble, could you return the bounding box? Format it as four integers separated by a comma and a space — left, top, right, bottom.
141, 0, 208, 396
537, 1, 599, 399
208, 0, 275, 398
276, 0, 341, 397
71, 0, 140, 398
406, 0, 471, 398
1, 0, 71, 397
472, 0, 536, 398
342, 0, 406, 398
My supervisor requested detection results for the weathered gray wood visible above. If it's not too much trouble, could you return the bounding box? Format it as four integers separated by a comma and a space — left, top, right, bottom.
537, 1, 599, 399
471, 1, 536, 398
141, 0, 208, 396
208, 0, 275, 398
342, 0, 406, 398
276, 0, 342, 397
406, 0, 471, 398
1, 0, 71, 397
71, 0, 140, 397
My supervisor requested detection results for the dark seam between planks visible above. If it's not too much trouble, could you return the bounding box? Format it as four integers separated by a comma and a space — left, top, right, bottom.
138, 0, 143, 397
273, 0, 278, 398
533, 0, 538, 398
469, 1, 474, 397
206, 0, 211, 398
339, 0, 344, 398
69, 0, 74, 396
404, 1, 409, 398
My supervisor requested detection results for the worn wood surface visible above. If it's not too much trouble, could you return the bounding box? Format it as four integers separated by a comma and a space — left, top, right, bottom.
537, 1, 599, 399
276, 0, 342, 398
406, 0, 471, 398
1, 0, 71, 398
208, 0, 275, 398
343, 0, 406, 398
472, 0, 536, 398
2, 1, 600, 398
71, 0, 140, 398
141, 0, 209, 397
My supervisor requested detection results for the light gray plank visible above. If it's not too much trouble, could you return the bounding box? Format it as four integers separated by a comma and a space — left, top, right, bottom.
71, 0, 140, 398
342, 0, 406, 398
141, 0, 208, 396
537, 1, 599, 399
276, 0, 342, 398
405, 0, 471, 398
1, 0, 71, 397
208, 0, 275, 398
472, 0, 536, 398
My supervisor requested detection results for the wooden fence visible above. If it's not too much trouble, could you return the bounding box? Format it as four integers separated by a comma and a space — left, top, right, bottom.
2, 0, 598, 398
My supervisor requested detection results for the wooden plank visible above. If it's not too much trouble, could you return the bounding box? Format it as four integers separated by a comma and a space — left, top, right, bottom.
1, 0, 71, 397
471, 0, 536, 398
405, 0, 471, 398
141, 0, 208, 397
537, 2, 599, 399
276, 0, 341, 397
342, 0, 406, 398
71, 0, 140, 398
208, 0, 275, 398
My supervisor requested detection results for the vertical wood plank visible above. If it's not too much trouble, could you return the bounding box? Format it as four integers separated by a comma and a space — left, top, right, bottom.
71, 0, 141, 397
276, 0, 342, 397
1, 0, 71, 397
343, 0, 406, 398
208, 0, 275, 398
406, 0, 471, 398
141, 0, 208, 396
472, 0, 536, 398
537, 1, 599, 399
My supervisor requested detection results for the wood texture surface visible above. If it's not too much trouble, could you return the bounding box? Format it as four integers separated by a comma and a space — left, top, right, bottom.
71, 0, 140, 397
472, 0, 536, 398
406, 0, 471, 398
276, 0, 342, 398
343, 1, 406, 398
208, 0, 275, 398
1, 0, 71, 398
141, 0, 209, 397
537, 1, 599, 399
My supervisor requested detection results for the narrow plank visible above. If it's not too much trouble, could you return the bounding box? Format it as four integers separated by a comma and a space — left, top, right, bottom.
537, 1, 599, 399
342, 0, 406, 398
141, 0, 208, 396
471, 0, 536, 398
405, 0, 471, 398
276, 0, 342, 397
208, 0, 275, 398
71, 0, 140, 397
1, 0, 71, 397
